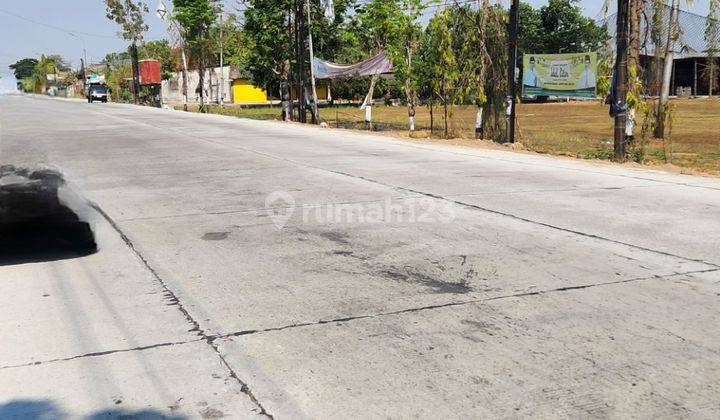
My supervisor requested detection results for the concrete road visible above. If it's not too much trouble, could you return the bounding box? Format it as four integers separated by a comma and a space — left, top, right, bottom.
1, 94, 719, 419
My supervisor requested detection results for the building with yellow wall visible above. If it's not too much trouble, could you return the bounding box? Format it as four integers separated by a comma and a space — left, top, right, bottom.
232, 79, 268, 104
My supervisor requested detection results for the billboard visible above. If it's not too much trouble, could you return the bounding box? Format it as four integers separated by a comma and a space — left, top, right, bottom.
522, 52, 598, 98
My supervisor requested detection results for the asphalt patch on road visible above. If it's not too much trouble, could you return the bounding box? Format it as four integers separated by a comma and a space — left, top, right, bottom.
202, 231, 230, 241
0, 166, 97, 266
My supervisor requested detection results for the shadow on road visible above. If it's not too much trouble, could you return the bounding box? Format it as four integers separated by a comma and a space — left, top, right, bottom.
0, 399, 188, 419
0, 166, 97, 266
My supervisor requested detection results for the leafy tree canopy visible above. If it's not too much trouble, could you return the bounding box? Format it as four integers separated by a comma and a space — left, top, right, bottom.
9, 58, 38, 80
172, 0, 216, 45
519, 0, 608, 54
104, 0, 149, 43
141, 39, 178, 78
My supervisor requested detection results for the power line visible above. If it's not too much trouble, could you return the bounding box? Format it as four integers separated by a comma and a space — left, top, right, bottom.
0, 7, 117, 39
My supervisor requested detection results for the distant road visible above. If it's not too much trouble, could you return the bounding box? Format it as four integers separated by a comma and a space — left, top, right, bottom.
1, 94, 719, 419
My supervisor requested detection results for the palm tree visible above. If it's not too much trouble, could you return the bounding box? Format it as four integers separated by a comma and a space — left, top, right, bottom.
31, 55, 61, 93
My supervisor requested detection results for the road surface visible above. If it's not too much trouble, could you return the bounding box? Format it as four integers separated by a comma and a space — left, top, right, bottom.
1, 94, 719, 419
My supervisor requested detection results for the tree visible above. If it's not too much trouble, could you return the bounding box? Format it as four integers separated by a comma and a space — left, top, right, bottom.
423, 9, 457, 138
8, 58, 38, 80
103, 51, 133, 102
240, 0, 292, 98
104, 0, 150, 103
351, 0, 413, 125
416, 2, 507, 141
210, 13, 249, 75
471, 1, 509, 142
141, 39, 178, 80
396, 0, 425, 133
705, 0, 720, 96
105, 0, 149, 42
629, 0, 650, 77
519, 0, 607, 54
173, 0, 217, 112
353, 0, 425, 131
31, 55, 65, 93
655, 0, 680, 139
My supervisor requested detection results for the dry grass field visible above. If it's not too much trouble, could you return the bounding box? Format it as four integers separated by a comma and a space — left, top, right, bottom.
186, 98, 720, 175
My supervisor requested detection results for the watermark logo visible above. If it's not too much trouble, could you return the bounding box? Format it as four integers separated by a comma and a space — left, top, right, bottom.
265, 190, 297, 229
265, 191, 456, 229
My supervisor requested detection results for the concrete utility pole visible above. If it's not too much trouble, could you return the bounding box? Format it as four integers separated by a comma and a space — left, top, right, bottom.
83, 49, 88, 81
306, 0, 320, 124
613, 0, 630, 161
506, 0, 520, 143
211, 0, 225, 107
295, 0, 307, 123
219, 15, 224, 107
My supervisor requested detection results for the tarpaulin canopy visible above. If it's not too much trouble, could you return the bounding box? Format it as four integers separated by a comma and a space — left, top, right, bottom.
312, 54, 393, 80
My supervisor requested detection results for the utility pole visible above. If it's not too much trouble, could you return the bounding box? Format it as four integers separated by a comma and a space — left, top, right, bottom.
130, 42, 140, 104
613, 0, 630, 161
211, 0, 225, 107
306, 0, 319, 124
83, 49, 88, 83
69, 33, 88, 96
506, 0, 520, 143
295, 0, 307, 123
219, 13, 224, 107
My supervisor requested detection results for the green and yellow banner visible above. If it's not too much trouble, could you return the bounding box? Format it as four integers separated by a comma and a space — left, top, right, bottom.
522, 52, 598, 98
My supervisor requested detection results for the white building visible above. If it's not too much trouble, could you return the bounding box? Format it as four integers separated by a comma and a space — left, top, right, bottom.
162, 66, 233, 105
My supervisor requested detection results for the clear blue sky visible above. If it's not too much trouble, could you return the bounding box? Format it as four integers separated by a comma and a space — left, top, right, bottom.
0, 0, 713, 91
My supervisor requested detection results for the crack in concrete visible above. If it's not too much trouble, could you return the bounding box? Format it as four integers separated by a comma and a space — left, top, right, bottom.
0, 339, 200, 370
208, 268, 720, 340
91, 203, 276, 420
6, 267, 717, 375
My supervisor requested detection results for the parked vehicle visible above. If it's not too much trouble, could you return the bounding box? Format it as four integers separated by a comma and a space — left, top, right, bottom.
87, 84, 108, 103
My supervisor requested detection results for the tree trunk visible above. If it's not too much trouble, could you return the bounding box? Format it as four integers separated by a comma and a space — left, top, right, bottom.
443, 95, 449, 139
429, 99, 434, 133
629, 0, 649, 78
475, 105, 484, 139
655, 0, 678, 139
198, 45, 206, 113
363, 74, 379, 130
180, 47, 189, 112
405, 47, 415, 133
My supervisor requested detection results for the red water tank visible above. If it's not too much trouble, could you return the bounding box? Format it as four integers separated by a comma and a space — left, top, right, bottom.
138, 59, 162, 85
